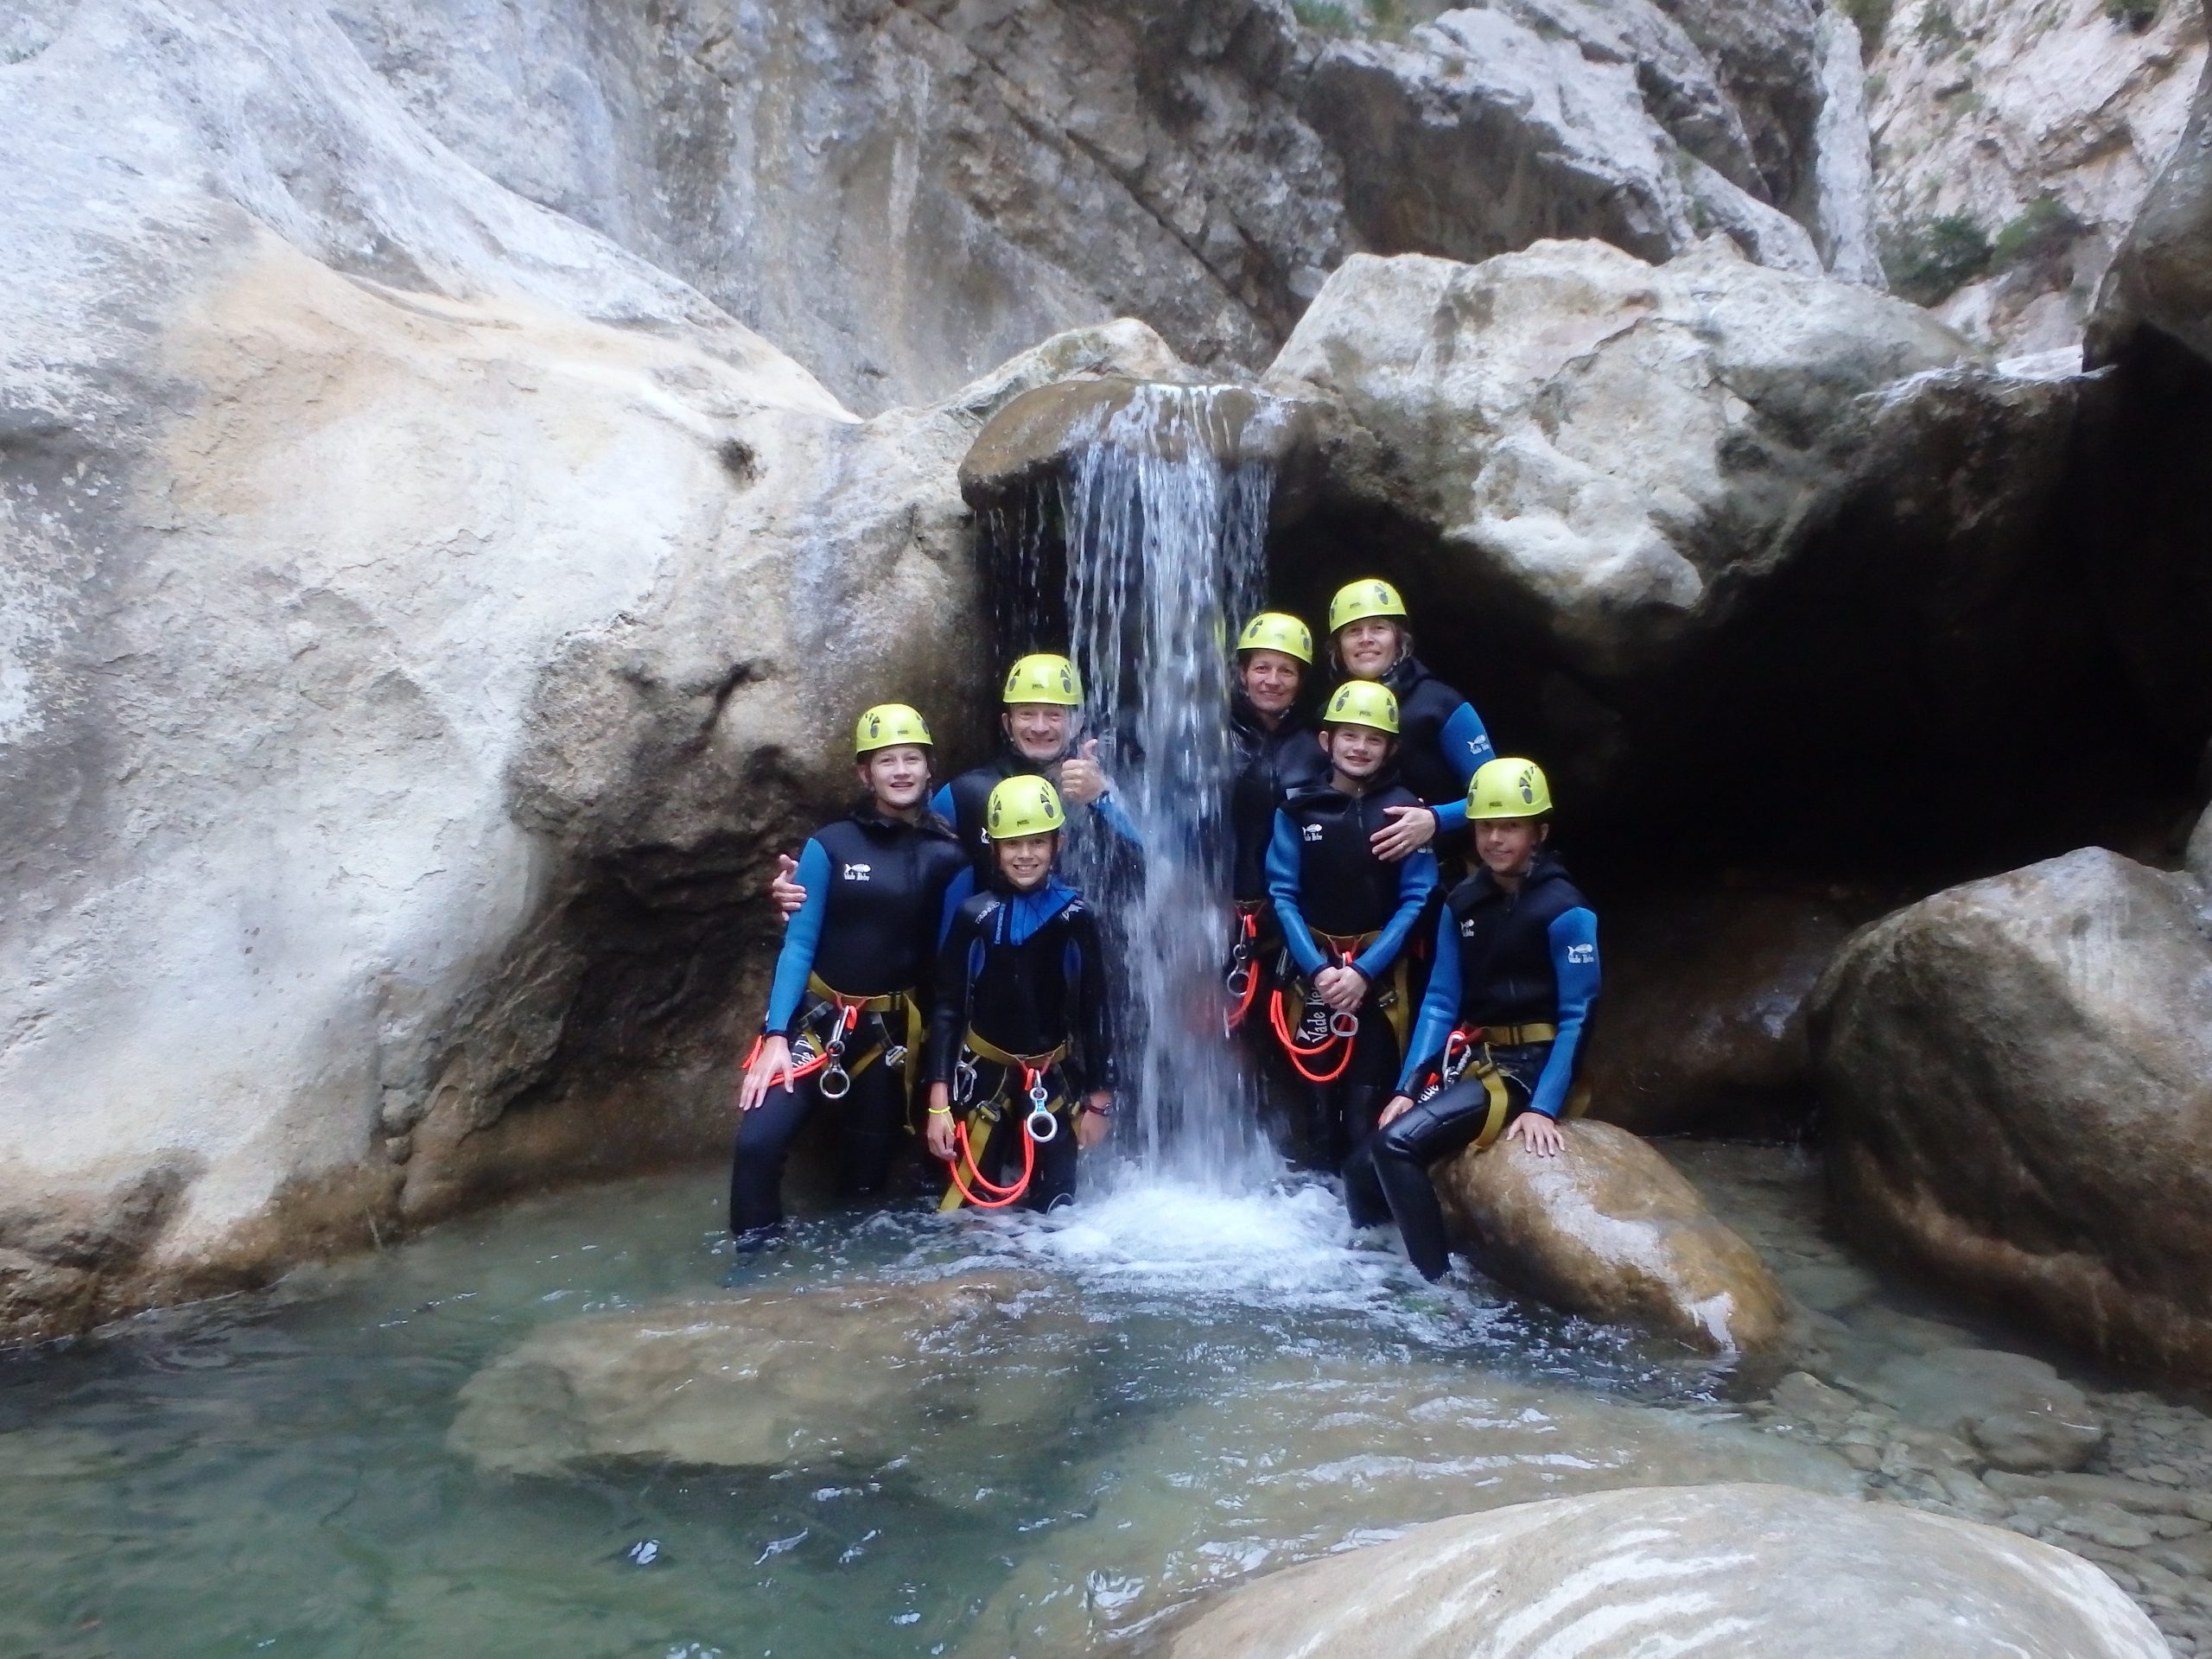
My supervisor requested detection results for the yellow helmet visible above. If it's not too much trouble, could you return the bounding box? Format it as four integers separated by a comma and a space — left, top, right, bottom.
986, 774, 1067, 839
1328, 578, 1408, 634
1002, 652, 1082, 707
1320, 680, 1400, 734
1467, 758, 1554, 820
1236, 611, 1314, 665
853, 702, 933, 757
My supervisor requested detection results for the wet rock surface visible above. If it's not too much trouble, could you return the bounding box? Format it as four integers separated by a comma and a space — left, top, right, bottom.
1435, 1120, 1790, 1358
1158, 1482, 2172, 1658
1811, 847, 2212, 1377
450, 1273, 1084, 1478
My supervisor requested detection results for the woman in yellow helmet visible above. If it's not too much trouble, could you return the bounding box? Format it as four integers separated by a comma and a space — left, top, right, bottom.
1345, 758, 1601, 1281
730, 705, 969, 1253
925, 776, 1116, 1211
1326, 578, 1497, 864
1225, 612, 1331, 1031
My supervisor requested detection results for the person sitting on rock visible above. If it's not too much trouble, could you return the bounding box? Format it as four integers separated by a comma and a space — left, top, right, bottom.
1266, 681, 1439, 1170
730, 703, 969, 1253
769, 652, 1137, 913
1325, 578, 1496, 866
1225, 610, 1329, 1038
1345, 758, 1599, 1281
925, 776, 1116, 1212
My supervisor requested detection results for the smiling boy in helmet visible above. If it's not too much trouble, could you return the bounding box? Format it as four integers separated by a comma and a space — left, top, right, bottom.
925, 776, 1116, 1212
1344, 757, 1601, 1281
729, 703, 969, 1252
1264, 680, 1439, 1169
771, 652, 1135, 913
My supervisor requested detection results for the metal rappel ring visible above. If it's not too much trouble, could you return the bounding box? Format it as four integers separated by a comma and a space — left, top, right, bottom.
1025, 1105, 1060, 1144
817, 1064, 852, 1100
1328, 1010, 1361, 1039
1225, 963, 1251, 997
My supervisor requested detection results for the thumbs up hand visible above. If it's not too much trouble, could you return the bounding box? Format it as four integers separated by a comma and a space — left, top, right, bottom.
769, 852, 807, 920
1058, 736, 1109, 806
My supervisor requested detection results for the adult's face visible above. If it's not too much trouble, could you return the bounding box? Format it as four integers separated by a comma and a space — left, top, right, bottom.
1474, 817, 1548, 879
857, 744, 931, 810
995, 830, 1058, 891
1239, 649, 1303, 717
1002, 703, 1071, 763
1321, 723, 1394, 782
1335, 617, 1402, 679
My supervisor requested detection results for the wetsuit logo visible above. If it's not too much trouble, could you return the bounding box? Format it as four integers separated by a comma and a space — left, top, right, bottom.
842, 862, 872, 880
1566, 942, 1594, 964
1302, 823, 1323, 842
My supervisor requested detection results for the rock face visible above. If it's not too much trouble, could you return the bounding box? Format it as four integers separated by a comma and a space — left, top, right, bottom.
333, 0, 1887, 411
1263, 240, 1970, 679
1812, 847, 2212, 1377
450, 1274, 1082, 1478
1865, 0, 2205, 353
1435, 1120, 1791, 1357
1580, 881, 1872, 1135
0, 0, 1199, 1343
1159, 1482, 2171, 1658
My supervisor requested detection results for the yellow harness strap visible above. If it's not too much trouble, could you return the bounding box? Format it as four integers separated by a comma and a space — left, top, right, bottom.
936, 1030, 1073, 1213
798, 974, 918, 1090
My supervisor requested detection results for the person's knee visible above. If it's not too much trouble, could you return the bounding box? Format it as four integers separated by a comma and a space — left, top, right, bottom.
1376, 1118, 1425, 1161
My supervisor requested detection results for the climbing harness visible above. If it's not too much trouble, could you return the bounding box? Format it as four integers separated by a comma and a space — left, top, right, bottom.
1224, 904, 1262, 1033
1268, 949, 1362, 1084
938, 1034, 1073, 1211
739, 976, 920, 1103
1411, 1022, 1585, 1151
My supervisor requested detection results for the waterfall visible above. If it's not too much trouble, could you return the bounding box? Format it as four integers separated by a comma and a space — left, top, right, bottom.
986, 384, 1290, 1185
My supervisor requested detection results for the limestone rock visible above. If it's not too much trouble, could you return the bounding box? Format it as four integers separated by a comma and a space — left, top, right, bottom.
1866, 0, 2205, 353
1434, 1119, 1791, 1357
1158, 1482, 2171, 1658
1867, 1347, 2105, 1473
449, 1274, 1082, 1477
1579, 881, 1869, 1135
1812, 847, 2212, 1379
2192, 800, 2212, 884
1263, 240, 1970, 679
2095, 35, 2212, 365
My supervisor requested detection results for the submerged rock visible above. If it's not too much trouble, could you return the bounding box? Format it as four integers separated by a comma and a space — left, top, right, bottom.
448, 1273, 1084, 1478
955, 1357, 1859, 1656
1157, 1482, 2171, 1658
1433, 1120, 1791, 1358
1813, 847, 2212, 1380
1867, 1347, 2105, 1474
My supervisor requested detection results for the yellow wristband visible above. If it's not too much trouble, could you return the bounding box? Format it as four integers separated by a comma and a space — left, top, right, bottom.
926, 1105, 952, 1116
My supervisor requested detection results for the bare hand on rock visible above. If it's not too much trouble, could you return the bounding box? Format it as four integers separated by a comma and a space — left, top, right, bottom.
1506, 1111, 1565, 1156
1369, 804, 1437, 862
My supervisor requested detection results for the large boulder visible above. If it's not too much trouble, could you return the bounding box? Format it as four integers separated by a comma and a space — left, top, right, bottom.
0, 0, 1182, 1342
1158, 1483, 2171, 1658
1435, 1120, 1791, 1358
1262, 240, 1971, 679
1811, 847, 2212, 1378
449, 1274, 1084, 1479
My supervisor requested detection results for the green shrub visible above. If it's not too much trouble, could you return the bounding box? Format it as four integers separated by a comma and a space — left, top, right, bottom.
1290, 0, 1358, 33
1841, 0, 1896, 54
2104, 0, 2158, 29
1993, 197, 2082, 268
1916, 1, 1962, 48
1881, 213, 1993, 305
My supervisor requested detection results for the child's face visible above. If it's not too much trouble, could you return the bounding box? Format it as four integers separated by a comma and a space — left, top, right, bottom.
995, 831, 1057, 891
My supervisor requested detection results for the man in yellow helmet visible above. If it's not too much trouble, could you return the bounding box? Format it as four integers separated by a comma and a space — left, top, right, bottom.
1326, 578, 1497, 864
925, 776, 1116, 1211
1345, 757, 1600, 1281
771, 652, 1137, 915
1264, 680, 1439, 1169
1225, 612, 1329, 1032
730, 704, 969, 1252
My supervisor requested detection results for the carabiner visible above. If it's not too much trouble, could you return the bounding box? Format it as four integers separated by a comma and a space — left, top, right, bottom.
880, 1044, 909, 1072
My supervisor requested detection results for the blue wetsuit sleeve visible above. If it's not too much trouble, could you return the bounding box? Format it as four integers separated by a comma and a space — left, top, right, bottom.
764, 838, 833, 1036
1266, 810, 1326, 978
1396, 906, 1462, 1094
1529, 907, 1600, 1119
937, 864, 976, 946
1095, 793, 1144, 849
1428, 701, 1496, 830
1354, 849, 1436, 981
929, 783, 954, 823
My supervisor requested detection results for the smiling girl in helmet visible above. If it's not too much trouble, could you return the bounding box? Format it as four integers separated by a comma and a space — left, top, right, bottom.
925, 776, 1117, 1212
1326, 579, 1497, 865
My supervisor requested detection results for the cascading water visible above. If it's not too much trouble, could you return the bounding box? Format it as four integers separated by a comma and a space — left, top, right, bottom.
984, 384, 1289, 1186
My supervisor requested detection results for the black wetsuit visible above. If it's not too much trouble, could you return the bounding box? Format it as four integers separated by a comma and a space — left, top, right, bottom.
928, 877, 1116, 1211
1344, 852, 1601, 1279
729, 803, 966, 1239
1266, 774, 1439, 1168
931, 747, 1142, 883
1370, 655, 1497, 836
1229, 693, 1329, 906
